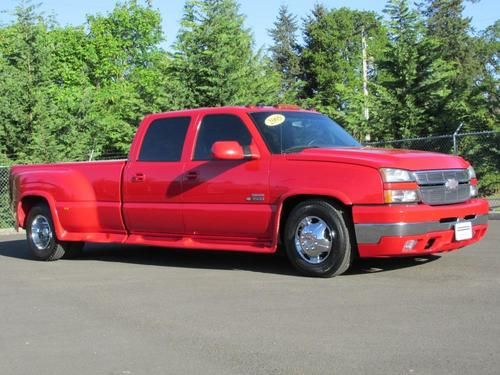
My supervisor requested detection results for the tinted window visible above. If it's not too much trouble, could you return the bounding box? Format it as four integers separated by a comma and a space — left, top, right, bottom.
138, 117, 190, 161
249, 111, 360, 153
194, 114, 252, 160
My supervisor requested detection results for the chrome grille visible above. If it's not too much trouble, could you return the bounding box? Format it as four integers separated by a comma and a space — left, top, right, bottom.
414, 169, 470, 205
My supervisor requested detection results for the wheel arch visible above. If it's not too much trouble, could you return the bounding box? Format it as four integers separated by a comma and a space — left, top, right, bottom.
275, 194, 358, 257
18, 192, 64, 239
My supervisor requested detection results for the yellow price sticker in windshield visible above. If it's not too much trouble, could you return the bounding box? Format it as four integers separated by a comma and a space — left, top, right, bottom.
264, 114, 285, 127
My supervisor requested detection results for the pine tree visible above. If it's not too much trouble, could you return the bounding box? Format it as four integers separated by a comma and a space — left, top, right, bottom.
268, 5, 301, 102
458, 21, 499, 195
423, 0, 473, 66
301, 5, 386, 138
375, 0, 424, 138
474, 21, 500, 131
169, 0, 280, 107
419, 0, 480, 133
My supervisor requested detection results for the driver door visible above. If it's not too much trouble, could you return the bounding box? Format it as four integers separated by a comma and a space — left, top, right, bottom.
181, 113, 273, 241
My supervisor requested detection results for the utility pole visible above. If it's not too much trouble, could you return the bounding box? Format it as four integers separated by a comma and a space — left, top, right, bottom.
361, 26, 369, 122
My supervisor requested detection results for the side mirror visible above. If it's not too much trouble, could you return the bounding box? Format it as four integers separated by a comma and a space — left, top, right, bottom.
211, 141, 245, 160
211, 141, 260, 160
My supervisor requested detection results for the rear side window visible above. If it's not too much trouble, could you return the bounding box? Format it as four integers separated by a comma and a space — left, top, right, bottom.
138, 117, 191, 161
194, 114, 252, 160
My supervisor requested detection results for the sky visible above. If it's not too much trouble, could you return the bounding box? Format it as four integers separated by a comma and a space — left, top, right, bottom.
1, 0, 498, 50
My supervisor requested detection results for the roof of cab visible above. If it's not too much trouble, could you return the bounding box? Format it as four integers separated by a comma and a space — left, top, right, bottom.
142, 105, 317, 122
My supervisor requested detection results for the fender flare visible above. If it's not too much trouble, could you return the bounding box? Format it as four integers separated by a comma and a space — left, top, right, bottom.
18, 190, 66, 239
270, 189, 353, 251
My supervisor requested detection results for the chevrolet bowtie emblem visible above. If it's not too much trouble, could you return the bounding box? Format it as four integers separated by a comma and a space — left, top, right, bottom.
445, 178, 459, 190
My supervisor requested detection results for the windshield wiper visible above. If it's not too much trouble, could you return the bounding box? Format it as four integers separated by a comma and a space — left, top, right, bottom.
283, 145, 321, 153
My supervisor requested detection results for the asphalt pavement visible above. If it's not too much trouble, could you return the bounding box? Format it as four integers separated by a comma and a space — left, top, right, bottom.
0, 222, 499, 375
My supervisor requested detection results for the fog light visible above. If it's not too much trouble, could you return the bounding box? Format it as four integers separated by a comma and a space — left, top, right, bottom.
403, 239, 418, 252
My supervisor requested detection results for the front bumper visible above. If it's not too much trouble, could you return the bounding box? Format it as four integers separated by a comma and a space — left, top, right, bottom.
353, 199, 489, 258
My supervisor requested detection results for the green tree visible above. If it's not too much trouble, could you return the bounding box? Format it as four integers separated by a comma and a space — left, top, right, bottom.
86, 0, 163, 85
372, 0, 460, 140
170, 0, 280, 108
0, 44, 19, 161
473, 20, 500, 131
40, 26, 96, 161
0, 1, 58, 162
373, 0, 425, 139
419, 0, 482, 133
423, 0, 475, 71
268, 5, 302, 102
85, 0, 167, 155
301, 5, 387, 139
459, 21, 500, 194
0, 0, 169, 161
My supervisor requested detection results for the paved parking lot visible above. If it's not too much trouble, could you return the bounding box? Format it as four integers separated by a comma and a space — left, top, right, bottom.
0, 221, 499, 375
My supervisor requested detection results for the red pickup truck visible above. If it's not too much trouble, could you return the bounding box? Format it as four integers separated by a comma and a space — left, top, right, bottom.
10, 106, 489, 277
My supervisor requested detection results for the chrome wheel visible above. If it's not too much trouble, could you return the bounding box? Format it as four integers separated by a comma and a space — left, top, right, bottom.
30, 215, 53, 250
294, 216, 334, 264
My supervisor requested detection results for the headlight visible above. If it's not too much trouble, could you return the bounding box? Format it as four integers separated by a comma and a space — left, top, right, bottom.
384, 190, 420, 203
467, 166, 476, 180
380, 168, 415, 182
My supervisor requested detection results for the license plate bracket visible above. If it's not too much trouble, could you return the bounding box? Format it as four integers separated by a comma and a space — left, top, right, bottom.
455, 221, 473, 241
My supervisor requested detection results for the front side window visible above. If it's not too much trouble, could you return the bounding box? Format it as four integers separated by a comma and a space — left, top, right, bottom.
249, 111, 360, 154
138, 117, 191, 161
194, 114, 252, 160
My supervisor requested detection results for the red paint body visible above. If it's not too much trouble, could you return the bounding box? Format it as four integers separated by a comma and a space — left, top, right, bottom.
10, 107, 489, 257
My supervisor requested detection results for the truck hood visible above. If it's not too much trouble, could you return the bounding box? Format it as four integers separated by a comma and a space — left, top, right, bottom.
285, 147, 469, 170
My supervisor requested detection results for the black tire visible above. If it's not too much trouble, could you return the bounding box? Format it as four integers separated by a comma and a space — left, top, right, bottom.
26, 203, 83, 261
283, 200, 352, 277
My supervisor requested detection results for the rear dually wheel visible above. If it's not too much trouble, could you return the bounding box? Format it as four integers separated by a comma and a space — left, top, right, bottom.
26, 204, 83, 261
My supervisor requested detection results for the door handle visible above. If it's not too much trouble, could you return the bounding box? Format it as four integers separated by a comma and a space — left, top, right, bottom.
131, 173, 145, 183
186, 171, 198, 180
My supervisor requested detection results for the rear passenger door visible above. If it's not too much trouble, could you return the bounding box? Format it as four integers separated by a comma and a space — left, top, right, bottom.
182, 113, 272, 241
122, 116, 190, 235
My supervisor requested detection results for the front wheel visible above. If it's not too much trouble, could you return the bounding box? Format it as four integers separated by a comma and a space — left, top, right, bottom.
283, 200, 352, 277
26, 204, 83, 261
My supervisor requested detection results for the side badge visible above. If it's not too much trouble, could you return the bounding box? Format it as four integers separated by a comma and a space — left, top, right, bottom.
246, 193, 265, 202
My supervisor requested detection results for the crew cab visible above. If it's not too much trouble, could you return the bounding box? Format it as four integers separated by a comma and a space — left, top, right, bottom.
10, 106, 489, 277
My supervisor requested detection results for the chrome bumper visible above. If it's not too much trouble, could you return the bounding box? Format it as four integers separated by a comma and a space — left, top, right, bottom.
354, 214, 489, 244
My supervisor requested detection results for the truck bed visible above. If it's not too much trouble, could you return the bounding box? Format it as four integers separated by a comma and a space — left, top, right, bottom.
11, 160, 128, 242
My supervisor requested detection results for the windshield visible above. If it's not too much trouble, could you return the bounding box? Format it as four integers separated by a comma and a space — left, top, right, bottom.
249, 111, 360, 153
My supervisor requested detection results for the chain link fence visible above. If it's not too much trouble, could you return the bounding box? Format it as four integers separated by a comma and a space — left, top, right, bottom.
0, 166, 13, 228
1, 132, 499, 229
